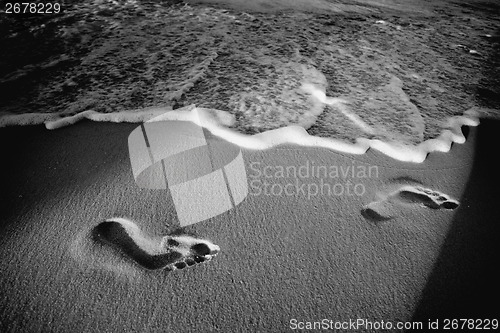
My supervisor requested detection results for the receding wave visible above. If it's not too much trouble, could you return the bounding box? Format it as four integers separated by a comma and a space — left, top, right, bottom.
0, 1, 493, 162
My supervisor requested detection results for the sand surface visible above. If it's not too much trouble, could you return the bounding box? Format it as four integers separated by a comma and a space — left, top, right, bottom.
184, 0, 438, 14
1, 1, 499, 332
184, 0, 373, 13
1, 119, 498, 332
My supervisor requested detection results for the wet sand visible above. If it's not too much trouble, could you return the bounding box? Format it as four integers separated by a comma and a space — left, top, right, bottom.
0, 119, 497, 332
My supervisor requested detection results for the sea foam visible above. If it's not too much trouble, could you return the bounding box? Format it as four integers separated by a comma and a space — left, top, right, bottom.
144, 85, 480, 163
0, 85, 479, 163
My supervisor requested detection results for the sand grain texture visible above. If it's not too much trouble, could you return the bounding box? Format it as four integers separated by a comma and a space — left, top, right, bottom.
1, 119, 496, 332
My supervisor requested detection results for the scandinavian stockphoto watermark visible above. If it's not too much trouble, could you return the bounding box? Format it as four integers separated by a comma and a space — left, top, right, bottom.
248, 160, 378, 199
289, 318, 424, 331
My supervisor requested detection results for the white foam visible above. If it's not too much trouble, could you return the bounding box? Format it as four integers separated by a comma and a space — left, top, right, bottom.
0, 89, 480, 163
46, 106, 178, 130
146, 105, 236, 127
0, 106, 178, 130
143, 104, 478, 163
0, 112, 57, 127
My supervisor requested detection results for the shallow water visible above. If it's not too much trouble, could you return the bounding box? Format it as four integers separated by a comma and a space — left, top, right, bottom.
1, 0, 498, 144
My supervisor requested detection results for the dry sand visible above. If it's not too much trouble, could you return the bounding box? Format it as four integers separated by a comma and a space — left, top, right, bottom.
1, 119, 498, 332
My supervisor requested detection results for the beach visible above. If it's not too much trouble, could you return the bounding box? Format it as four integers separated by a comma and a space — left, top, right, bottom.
1, 0, 499, 332
1, 117, 498, 332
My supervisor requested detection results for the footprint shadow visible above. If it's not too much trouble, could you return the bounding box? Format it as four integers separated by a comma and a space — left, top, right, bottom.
361, 205, 394, 222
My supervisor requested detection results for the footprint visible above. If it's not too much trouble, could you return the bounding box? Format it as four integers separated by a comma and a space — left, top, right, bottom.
362, 183, 459, 223
393, 186, 459, 210
92, 217, 220, 271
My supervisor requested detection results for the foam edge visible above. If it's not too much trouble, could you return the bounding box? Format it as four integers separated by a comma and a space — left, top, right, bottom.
0, 104, 480, 163
146, 106, 479, 163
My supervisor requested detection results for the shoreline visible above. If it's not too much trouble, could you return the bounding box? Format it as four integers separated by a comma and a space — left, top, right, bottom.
0, 102, 481, 163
